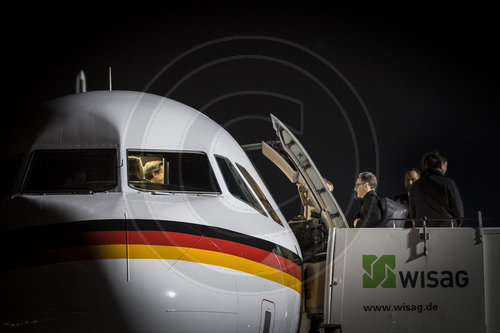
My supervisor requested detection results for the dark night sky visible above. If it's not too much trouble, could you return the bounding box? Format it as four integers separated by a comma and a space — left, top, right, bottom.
4, 2, 499, 225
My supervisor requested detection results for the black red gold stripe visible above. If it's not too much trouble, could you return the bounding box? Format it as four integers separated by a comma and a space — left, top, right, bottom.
0, 220, 302, 293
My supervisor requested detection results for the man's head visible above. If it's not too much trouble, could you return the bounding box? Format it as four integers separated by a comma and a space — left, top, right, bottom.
144, 160, 164, 184
421, 151, 448, 175
128, 156, 144, 179
355, 171, 377, 199
404, 168, 421, 192
439, 156, 448, 175
323, 178, 334, 192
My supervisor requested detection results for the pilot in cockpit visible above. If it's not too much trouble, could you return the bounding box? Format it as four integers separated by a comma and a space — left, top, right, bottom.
143, 160, 164, 184
128, 156, 145, 181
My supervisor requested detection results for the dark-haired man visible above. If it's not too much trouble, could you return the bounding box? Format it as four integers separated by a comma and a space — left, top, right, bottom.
409, 151, 463, 227
353, 171, 382, 228
144, 160, 164, 184
394, 168, 421, 208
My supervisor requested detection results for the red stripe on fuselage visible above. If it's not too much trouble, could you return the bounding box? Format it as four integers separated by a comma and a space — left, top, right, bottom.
17, 229, 300, 280
128, 230, 301, 280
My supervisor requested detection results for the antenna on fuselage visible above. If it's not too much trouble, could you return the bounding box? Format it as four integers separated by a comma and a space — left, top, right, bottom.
109, 66, 112, 91
75, 70, 87, 93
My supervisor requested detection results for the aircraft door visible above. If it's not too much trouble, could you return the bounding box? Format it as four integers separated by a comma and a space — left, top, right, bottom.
268, 114, 348, 229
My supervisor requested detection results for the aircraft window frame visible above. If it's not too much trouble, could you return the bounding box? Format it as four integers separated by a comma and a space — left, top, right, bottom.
236, 163, 284, 227
0, 152, 24, 196
21, 149, 118, 194
214, 155, 267, 217
127, 149, 221, 194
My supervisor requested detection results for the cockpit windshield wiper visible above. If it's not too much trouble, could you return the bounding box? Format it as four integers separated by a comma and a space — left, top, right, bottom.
20, 190, 95, 195
52, 190, 94, 195
150, 191, 175, 196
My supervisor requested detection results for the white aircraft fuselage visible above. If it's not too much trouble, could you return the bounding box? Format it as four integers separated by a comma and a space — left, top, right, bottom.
0, 91, 303, 332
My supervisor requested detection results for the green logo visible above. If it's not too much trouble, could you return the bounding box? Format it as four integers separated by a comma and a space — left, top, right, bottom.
362, 255, 396, 288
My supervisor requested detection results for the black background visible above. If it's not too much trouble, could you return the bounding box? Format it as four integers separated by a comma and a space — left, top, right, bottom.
4, 2, 499, 225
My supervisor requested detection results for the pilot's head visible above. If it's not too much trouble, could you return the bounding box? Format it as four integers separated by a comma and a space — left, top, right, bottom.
354, 171, 377, 199
144, 160, 164, 184
128, 156, 144, 180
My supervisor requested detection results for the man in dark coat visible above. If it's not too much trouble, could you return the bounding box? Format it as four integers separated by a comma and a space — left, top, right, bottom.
353, 171, 382, 228
409, 152, 464, 227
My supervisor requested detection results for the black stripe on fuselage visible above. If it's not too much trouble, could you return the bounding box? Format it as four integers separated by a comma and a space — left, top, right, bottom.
0, 219, 302, 265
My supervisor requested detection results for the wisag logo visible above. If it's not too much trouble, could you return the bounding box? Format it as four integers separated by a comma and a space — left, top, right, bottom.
362, 255, 396, 288
362, 255, 470, 289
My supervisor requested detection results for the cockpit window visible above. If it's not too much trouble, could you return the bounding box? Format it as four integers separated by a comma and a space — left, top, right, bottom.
215, 155, 266, 216
127, 150, 220, 194
236, 163, 284, 226
22, 149, 117, 193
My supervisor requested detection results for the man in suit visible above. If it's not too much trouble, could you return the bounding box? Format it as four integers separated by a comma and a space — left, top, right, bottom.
353, 171, 382, 228
410, 151, 464, 227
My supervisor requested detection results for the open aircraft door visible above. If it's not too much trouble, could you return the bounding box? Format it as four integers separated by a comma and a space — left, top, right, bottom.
264, 114, 348, 231
261, 115, 350, 330
261, 115, 348, 262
